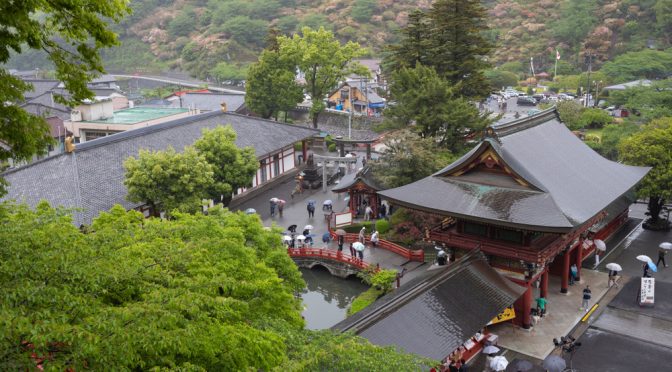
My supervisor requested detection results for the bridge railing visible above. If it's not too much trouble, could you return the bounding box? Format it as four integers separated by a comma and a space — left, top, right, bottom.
287, 247, 371, 270
328, 229, 425, 262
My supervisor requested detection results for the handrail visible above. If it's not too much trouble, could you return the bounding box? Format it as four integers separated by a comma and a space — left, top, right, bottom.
328, 229, 425, 262
287, 247, 371, 270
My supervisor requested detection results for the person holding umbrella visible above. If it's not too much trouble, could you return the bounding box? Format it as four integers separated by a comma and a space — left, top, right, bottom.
606, 263, 622, 288
657, 246, 668, 268
277, 199, 285, 217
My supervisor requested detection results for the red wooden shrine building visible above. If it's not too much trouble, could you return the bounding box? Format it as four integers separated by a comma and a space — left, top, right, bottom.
332, 166, 383, 218
378, 109, 649, 329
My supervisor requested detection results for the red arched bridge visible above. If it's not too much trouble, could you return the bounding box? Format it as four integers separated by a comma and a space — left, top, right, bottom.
287, 231, 424, 278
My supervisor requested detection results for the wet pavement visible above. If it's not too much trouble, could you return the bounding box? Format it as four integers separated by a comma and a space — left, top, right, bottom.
229, 151, 428, 284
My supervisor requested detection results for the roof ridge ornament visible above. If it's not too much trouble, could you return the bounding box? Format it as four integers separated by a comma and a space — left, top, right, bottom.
482, 126, 501, 144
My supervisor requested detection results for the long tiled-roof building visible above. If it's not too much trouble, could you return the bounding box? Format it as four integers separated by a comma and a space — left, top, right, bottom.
2, 111, 317, 225
379, 108, 649, 329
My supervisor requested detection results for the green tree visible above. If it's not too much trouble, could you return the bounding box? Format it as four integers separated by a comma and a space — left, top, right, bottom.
370, 129, 453, 189
654, 0, 672, 45
619, 118, 672, 228
124, 146, 215, 215
601, 50, 672, 83
551, 0, 598, 48
193, 126, 258, 204
578, 108, 612, 129
167, 8, 197, 37
245, 31, 304, 120
384, 10, 432, 71
221, 16, 269, 47
386, 1, 493, 98
0, 0, 129, 196
210, 62, 249, 83
599, 122, 640, 160
351, 0, 378, 22
609, 79, 672, 122
485, 69, 519, 90
384, 65, 491, 152
278, 27, 367, 128
0, 202, 304, 370
556, 100, 584, 130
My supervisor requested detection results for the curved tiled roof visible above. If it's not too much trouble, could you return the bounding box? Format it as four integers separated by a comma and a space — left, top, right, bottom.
2, 111, 318, 225
380, 108, 650, 232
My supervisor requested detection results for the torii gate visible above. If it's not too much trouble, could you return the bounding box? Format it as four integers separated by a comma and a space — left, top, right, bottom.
312, 154, 360, 192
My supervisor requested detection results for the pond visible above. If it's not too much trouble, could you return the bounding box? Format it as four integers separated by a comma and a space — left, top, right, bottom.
300, 267, 369, 329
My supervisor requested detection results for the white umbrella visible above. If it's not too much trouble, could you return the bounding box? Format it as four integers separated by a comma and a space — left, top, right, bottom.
323, 200, 332, 205
244, 208, 256, 214
637, 254, 652, 263
606, 263, 622, 271
659, 242, 672, 250
353, 242, 365, 251
490, 355, 508, 371
483, 345, 500, 355
594, 239, 606, 251
296, 235, 306, 241
282, 235, 292, 242
270, 197, 279, 203
304, 225, 314, 231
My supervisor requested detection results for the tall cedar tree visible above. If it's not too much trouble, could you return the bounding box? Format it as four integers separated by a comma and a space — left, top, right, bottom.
386, 0, 493, 99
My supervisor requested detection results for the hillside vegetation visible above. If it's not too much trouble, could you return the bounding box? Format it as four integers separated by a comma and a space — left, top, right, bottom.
8, 0, 671, 80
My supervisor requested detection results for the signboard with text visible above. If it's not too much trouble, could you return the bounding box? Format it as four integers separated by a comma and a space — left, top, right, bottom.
334, 212, 353, 228
640, 277, 655, 306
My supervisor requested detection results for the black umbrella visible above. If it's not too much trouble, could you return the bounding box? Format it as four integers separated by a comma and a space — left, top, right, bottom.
288, 225, 297, 233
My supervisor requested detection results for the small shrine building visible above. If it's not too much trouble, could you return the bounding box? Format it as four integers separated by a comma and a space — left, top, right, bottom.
378, 109, 649, 329
332, 166, 383, 218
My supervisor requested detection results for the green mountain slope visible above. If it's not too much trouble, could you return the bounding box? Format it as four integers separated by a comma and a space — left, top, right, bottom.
8, 0, 671, 79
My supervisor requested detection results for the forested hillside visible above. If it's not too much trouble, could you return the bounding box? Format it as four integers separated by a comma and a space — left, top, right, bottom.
7, 0, 671, 80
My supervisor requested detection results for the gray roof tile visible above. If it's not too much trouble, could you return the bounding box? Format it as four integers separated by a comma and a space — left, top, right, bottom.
333, 251, 524, 360
2, 111, 318, 225
380, 109, 649, 231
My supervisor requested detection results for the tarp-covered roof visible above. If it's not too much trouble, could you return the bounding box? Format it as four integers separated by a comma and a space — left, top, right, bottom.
379, 109, 649, 232
2, 111, 317, 225
333, 250, 524, 360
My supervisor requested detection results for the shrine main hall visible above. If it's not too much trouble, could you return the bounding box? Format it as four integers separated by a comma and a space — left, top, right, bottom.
379, 108, 649, 329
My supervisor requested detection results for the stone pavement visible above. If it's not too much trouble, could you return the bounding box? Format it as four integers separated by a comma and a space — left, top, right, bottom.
229, 153, 427, 283
491, 269, 611, 360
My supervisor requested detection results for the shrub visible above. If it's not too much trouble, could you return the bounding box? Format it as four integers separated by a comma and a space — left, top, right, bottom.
328, 143, 337, 152
578, 108, 612, 129
294, 142, 303, 151
347, 287, 384, 316
375, 219, 390, 234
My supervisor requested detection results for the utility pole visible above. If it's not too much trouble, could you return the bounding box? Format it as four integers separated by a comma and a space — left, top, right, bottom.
348, 84, 352, 139
584, 51, 593, 108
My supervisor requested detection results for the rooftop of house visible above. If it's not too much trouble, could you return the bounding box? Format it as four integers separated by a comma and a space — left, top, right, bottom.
1, 111, 318, 226
85, 107, 190, 125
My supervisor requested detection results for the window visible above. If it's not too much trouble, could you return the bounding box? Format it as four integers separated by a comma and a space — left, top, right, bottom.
340, 89, 349, 100
273, 154, 280, 177
495, 228, 523, 244
463, 222, 488, 237
260, 160, 267, 183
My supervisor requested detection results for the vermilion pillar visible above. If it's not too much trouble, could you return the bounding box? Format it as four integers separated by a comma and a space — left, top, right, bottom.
575, 240, 584, 282
302, 140, 307, 164
522, 285, 533, 329
540, 268, 549, 299
561, 250, 570, 294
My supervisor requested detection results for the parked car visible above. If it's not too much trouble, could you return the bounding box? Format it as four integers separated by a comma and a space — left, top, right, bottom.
532, 94, 545, 102
517, 96, 537, 106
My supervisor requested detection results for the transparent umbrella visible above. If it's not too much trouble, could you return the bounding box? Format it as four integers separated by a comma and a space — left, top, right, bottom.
353, 242, 365, 251
594, 239, 606, 251
606, 263, 622, 271
542, 355, 566, 372
244, 208, 256, 214
659, 242, 672, 250
490, 356, 508, 371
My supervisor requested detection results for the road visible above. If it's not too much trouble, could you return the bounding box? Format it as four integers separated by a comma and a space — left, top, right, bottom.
111, 74, 244, 94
